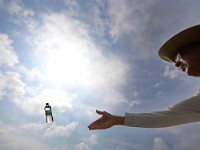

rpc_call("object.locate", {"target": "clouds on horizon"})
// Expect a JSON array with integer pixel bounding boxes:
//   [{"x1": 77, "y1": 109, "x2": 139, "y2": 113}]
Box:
[
  {"x1": 0, "y1": 122, "x2": 52, "y2": 150},
  {"x1": 43, "y1": 121, "x2": 78, "y2": 138}
]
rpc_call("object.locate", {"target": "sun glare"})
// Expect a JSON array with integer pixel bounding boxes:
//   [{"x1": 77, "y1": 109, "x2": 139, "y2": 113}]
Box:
[{"x1": 47, "y1": 49, "x2": 90, "y2": 86}]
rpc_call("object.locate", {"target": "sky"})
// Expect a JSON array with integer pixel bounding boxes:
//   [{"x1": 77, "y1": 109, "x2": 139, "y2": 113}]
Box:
[{"x1": 1, "y1": 0, "x2": 200, "y2": 150}]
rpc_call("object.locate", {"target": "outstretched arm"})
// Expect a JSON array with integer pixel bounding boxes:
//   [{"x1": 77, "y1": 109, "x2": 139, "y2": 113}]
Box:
[
  {"x1": 88, "y1": 110, "x2": 125, "y2": 130},
  {"x1": 88, "y1": 95, "x2": 200, "y2": 129}
]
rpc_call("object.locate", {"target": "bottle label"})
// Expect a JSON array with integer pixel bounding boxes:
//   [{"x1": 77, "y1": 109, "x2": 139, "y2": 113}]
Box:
[{"x1": 45, "y1": 111, "x2": 52, "y2": 116}]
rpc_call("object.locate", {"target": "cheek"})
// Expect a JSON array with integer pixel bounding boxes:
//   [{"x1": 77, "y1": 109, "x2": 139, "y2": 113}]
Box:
[
  {"x1": 187, "y1": 57, "x2": 200, "y2": 67},
  {"x1": 187, "y1": 62, "x2": 200, "y2": 76},
  {"x1": 181, "y1": 54, "x2": 200, "y2": 74},
  {"x1": 183, "y1": 55, "x2": 199, "y2": 67}
]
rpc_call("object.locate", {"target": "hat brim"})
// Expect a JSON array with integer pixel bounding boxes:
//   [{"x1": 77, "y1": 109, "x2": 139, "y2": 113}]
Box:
[{"x1": 158, "y1": 25, "x2": 200, "y2": 63}]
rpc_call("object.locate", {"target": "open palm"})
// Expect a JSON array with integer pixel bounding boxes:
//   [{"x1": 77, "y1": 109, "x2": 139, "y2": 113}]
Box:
[{"x1": 88, "y1": 110, "x2": 115, "y2": 130}]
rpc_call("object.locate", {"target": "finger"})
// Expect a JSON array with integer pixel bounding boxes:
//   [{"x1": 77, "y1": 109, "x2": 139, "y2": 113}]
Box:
[
  {"x1": 88, "y1": 124, "x2": 99, "y2": 130},
  {"x1": 88, "y1": 124, "x2": 104, "y2": 130},
  {"x1": 96, "y1": 110, "x2": 105, "y2": 115},
  {"x1": 88, "y1": 125, "x2": 101, "y2": 130},
  {"x1": 88, "y1": 123, "x2": 100, "y2": 130}
]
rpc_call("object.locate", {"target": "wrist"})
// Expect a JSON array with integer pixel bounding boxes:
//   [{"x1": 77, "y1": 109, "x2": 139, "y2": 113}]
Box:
[{"x1": 113, "y1": 116, "x2": 125, "y2": 126}]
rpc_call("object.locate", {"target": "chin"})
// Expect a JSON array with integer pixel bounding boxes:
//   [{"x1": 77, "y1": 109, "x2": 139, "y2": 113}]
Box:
[
  {"x1": 186, "y1": 66, "x2": 200, "y2": 77},
  {"x1": 187, "y1": 71, "x2": 200, "y2": 77}
]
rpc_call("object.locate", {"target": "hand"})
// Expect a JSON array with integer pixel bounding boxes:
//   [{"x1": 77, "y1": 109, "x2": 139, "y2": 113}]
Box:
[{"x1": 88, "y1": 110, "x2": 115, "y2": 130}]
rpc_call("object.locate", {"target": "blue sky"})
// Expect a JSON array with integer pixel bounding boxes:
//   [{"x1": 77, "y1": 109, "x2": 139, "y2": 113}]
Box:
[{"x1": 1, "y1": 0, "x2": 200, "y2": 150}]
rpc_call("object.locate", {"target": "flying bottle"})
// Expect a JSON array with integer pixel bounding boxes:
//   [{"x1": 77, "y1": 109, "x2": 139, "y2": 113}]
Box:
[{"x1": 44, "y1": 103, "x2": 54, "y2": 123}]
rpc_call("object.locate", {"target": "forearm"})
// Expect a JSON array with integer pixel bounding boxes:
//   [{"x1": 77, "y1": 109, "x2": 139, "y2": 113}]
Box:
[
  {"x1": 124, "y1": 111, "x2": 200, "y2": 128},
  {"x1": 124, "y1": 95, "x2": 200, "y2": 128}
]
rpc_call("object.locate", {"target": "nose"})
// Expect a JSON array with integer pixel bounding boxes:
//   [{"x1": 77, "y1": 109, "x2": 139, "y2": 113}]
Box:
[
  {"x1": 175, "y1": 60, "x2": 188, "y2": 72},
  {"x1": 175, "y1": 60, "x2": 182, "y2": 67}
]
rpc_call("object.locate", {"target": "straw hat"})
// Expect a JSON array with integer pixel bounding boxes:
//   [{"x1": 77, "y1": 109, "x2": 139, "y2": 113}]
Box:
[{"x1": 158, "y1": 25, "x2": 200, "y2": 63}]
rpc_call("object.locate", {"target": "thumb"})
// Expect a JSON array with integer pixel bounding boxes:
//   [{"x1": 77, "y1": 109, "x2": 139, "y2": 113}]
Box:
[{"x1": 96, "y1": 110, "x2": 105, "y2": 115}]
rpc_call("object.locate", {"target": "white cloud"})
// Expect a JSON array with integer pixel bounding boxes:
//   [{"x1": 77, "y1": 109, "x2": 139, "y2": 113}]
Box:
[
  {"x1": 105, "y1": 0, "x2": 161, "y2": 61},
  {"x1": 163, "y1": 65, "x2": 179, "y2": 79},
  {"x1": 30, "y1": 13, "x2": 90, "y2": 54},
  {"x1": 0, "y1": 0, "x2": 36, "y2": 30},
  {"x1": 107, "y1": 0, "x2": 157, "y2": 41},
  {"x1": 75, "y1": 142, "x2": 91, "y2": 150},
  {"x1": 17, "y1": 65, "x2": 44, "y2": 81},
  {"x1": 0, "y1": 64, "x2": 62, "y2": 117},
  {"x1": 88, "y1": 55, "x2": 129, "y2": 105},
  {"x1": 92, "y1": 0, "x2": 108, "y2": 37},
  {"x1": 107, "y1": 0, "x2": 135, "y2": 40},
  {"x1": 0, "y1": 71, "x2": 25, "y2": 100},
  {"x1": 153, "y1": 137, "x2": 169, "y2": 150},
  {"x1": 0, "y1": 10, "x2": 130, "y2": 118},
  {"x1": 43, "y1": 121, "x2": 78, "y2": 138},
  {"x1": 5, "y1": 0, "x2": 34, "y2": 17},
  {"x1": 0, "y1": 70, "x2": 74, "y2": 115},
  {"x1": 63, "y1": 0, "x2": 79, "y2": 16},
  {"x1": 127, "y1": 100, "x2": 141, "y2": 109},
  {"x1": 28, "y1": 12, "x2": 130, "y2": 106},
  {"x1": 172, "y1": 129, "x2": 200, "y2": 150},
  {"x1": 20, "y1": 123, "x2": 45, "y2": 132},
  {"x1": 88, "y1": 134, "x2": 98, "y2": 145},
  {"x1": 0, "y1": 123, "x2": 52, "y2": 150},
  {"x1": 20, "y1": 122, "x2": 79, "y2": 139},
  {"x1": 0, "y1": 33, "x2": 18, "y2": 66},
  {"x1": 17, "y1": 89, "x2": 75, "y2": 115},
  {"x1": 162, "y1": 125, "x2": 200, "y2": 150}
]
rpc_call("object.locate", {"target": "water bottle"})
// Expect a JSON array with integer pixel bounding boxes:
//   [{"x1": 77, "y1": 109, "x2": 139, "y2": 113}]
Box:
[{"x1": 44, "y1": 103, "x2": 54, "y2": 123}]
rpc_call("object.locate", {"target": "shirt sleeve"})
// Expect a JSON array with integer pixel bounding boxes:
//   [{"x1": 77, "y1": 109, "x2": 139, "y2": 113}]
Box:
[{"x1": 124, "y1": 95, "x2": 200, "y2": 128}]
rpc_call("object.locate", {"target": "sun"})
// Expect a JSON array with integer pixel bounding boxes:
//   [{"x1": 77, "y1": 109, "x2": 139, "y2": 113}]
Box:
[{"x1": 46, "y1": 49, "x2": 90, "y2": 86}]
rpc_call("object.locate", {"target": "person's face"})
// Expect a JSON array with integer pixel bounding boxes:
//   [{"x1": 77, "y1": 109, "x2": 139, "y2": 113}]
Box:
[{"x1": 175, "y1": 43, "x2": 200, "y2": 77}]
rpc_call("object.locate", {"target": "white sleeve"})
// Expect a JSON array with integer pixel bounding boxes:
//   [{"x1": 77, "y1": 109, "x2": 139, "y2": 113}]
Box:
[{"x1": 124, "y1": 95, "x2": 200, "y2": 128}]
